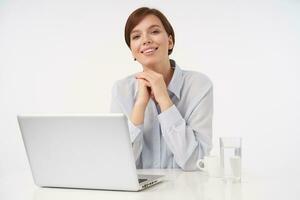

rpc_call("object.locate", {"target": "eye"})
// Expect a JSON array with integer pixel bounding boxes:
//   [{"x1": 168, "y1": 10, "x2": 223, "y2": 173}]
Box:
[
  {"x1": 131, "y1": 35, "x2": 140, "y2": 40},
  {"x1": 151, "y1": 29, "x2": 160, "y2": 34}
]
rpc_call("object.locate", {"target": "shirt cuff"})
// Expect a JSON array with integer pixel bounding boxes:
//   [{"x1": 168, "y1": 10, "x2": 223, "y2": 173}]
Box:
[
  {"x1": 157, "y1": 104, "x2": 184, "y2": 132},
  {"x1": 127, "y1": 119, "x2": 143, "y2": 142}
]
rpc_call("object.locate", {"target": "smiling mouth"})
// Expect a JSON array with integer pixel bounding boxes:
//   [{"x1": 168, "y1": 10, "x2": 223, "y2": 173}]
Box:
[{"x1": 141, "y1": 47, "x2": 159, "y2": 54}]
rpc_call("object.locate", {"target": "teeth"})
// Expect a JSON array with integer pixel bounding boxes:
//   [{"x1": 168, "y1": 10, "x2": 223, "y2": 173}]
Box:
[
  {"x1": 142, "y1": 48, "x2": 157, "y2": 54},
  {"x1": 144, "y1": 48, "x2": 154, "y2": 53}
]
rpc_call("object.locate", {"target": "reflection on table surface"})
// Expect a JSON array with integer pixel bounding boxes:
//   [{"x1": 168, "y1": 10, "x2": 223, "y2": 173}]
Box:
[{"x1": 1, "y1": 169, "x2": 300, "y2": 200}]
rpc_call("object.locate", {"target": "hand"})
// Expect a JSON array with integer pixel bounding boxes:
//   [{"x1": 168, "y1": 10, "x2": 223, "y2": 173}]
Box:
[
  {"x1": 130, "y1": 78, "x2": 150, "y2": 126},
  {"x1": 135, "y1": 78, "x2": 151, "y2": 107},
  {"x1": 135, "y1": 70, "x2": 173, "y2": 111}
]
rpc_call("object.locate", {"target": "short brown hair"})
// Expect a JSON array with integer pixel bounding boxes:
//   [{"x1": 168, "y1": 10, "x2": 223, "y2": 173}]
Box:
[{"x1": 124, "y1": 7, "x2": 175, "y2": 55}]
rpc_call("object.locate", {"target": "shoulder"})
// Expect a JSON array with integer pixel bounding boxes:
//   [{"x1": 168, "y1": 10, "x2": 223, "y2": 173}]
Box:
[
  {"x1": 112, "y1": 73, "x2": 137, "y2": 97},
  {"x1": 177, "y1": 68, "x2": 213, "y2": 112},
  {"x1": 181, "y1": 69, "x2": 213, "y2": 91}
]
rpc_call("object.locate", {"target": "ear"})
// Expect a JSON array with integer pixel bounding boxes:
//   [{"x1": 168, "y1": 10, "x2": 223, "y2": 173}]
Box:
[{"x1": 168, "y1": 35, "x2": 174, "y2": 50}]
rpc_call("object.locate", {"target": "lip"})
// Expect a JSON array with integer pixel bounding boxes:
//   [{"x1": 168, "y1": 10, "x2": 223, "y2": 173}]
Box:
[{"x1": 140, "y1": 47, "x2": 159, "y2": 54}]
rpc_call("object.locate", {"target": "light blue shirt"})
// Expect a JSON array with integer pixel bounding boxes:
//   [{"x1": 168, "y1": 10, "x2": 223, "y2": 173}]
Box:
[{"x1": 110, "y1": 60, "x2": 213, "y2": 171}]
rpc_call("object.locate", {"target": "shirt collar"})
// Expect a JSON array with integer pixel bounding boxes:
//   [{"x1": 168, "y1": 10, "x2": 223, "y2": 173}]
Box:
[
  {"x1": 133, "y1": 59, "x2": 184, "y2": 100},
  {"x1": 167, "y1": 59, "x2": 183, "y2": 99}
]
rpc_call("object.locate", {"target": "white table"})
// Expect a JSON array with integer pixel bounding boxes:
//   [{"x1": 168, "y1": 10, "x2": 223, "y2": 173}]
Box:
[{"x1": 1, "y1": 169, "x2": 300, "y2": 200}]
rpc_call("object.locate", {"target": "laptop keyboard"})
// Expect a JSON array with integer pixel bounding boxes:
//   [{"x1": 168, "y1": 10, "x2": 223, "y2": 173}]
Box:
[
  {"x1": 138, "y1": 178, "x2": 148, "y2": 183},
  {"x1": 138, "y1": 174, "x2": 163, "y2": 184}
]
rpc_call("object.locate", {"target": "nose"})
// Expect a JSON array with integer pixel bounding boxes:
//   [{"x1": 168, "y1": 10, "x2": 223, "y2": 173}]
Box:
[
  {"x1": 142, "y1": 35, "x2": 152, "y2": 45},
  {"x1": 143, "y1": 40, "x2": 151, "y2": 45}
]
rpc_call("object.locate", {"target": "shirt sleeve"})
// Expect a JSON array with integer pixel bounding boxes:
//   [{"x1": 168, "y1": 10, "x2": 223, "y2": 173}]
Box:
[
  {"x1": 110, "y1": 82, "x2": 143, "y2": 163},
  {"x1": 158, "y1": 86, "x2": 213, "y2": 171}
]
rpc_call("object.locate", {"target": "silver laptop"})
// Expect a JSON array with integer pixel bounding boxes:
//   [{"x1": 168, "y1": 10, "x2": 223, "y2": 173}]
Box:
[{"x1": 17, "y1": 114, "x2": 164, "y2": 191}]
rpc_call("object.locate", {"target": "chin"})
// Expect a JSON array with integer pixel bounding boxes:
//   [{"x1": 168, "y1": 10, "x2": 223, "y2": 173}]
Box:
[{"x1": 140, "y1": 57, "x2": 160, "y2": 67}]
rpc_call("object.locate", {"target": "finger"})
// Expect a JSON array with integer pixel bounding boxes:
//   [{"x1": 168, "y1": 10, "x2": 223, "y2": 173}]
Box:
[
  {"x1": 136, "y1": 72, "x2": 154, "y2": 83},
  {"x1": 144, "y1": 69, "x2": 160, "y2": 78},
  {"x1": 137, "y1": 77, "x2": 151, "y2": 87},
  {"x1": 135, "y1": 74, "x2": 149, "y2": 81},
  {"x1": 136, "y1": 72, "x2": 150, "y2": 79},
  {"x1": 141, "y1": 71, "x2": 163, "y2": 84},
  {"x1": 142, "y1": 70, "x2": 157, "y2": 79}
]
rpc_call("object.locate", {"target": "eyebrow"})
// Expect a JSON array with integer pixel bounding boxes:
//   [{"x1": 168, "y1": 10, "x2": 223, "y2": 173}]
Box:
[{"x1": 131, "y1": 24, "x2": 161, "y2": 35}]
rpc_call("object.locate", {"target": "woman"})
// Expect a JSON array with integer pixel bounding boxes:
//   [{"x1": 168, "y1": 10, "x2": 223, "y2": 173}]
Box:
[{"x1": 111, "y1": 7, "x2": 213, "y2": 171}]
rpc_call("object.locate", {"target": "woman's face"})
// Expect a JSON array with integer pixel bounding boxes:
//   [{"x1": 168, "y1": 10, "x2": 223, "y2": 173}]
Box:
[{"x1": 130, "y1": 14, "x2": 173, "y2": 67}]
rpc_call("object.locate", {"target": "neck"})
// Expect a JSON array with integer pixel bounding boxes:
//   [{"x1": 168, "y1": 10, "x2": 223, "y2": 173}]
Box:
[{"x1": 143, "y1": 59, "x2": 174, "y2": 86}]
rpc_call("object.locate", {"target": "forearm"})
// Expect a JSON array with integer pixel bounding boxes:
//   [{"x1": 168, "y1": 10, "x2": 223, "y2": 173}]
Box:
[
  {"x1": 130, "y1": 101, "x2": 147, "y2": 126},
  {"x1": 127, "y1": 120, "x2": 144, "y2": 162},
  {"x1": 158, "y1": 105, "x2": 212, "y2": 170},
  {"x1": 158, "y1": 97, "x2": 173, "y2": 112}
]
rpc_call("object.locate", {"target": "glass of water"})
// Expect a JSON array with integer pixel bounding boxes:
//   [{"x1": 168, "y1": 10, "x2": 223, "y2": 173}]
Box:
[{"x1": 220, "y1": 137, "x2": 242, "y2": 182}]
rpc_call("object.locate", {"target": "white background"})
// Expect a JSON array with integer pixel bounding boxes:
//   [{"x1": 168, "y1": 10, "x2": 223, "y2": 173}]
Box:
[{"x1": 1, "y1": 0, "x2": 299, "y2": 179}]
